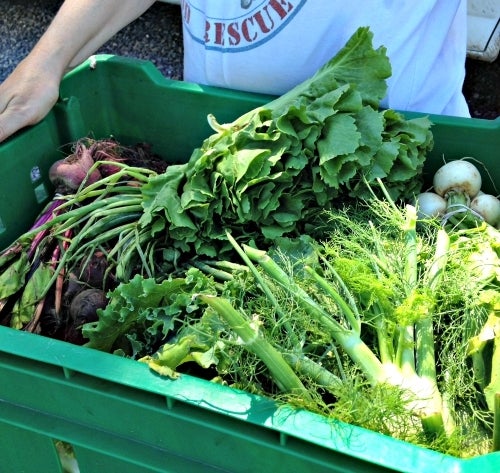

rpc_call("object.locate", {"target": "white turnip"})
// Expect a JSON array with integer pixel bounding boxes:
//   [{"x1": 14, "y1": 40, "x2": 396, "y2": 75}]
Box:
[
  {"x1": 433, "y1": 159, "x2": 482, "y2": 200},
  {"x1": 470, "y1": 193, "x2": 500, "y2": 226},
  {"x1": 414, "y1": 192, "x2": 447, "y2": 219}
]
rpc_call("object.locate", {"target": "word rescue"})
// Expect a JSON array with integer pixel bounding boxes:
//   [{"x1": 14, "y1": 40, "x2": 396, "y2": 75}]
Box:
[{"x1": 182, "y1": 0, "x2": 305, "y2": 51}]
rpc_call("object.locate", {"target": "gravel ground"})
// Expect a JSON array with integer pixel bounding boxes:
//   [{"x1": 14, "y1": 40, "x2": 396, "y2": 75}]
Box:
[{"x1": 0, "y1": 0, "x2": 498, "y2": 119}]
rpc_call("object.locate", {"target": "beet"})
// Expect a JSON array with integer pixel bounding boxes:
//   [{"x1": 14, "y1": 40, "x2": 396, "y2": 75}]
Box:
[
  {"x1": 78, "y1": 251, "x2": 109, "y2": 288},
  {"x1": 49, "y1": 142, "x2": 101, "y2": 193},
  {"x1": 69, "y1": 288, "x2": 107, "y2": 325}
]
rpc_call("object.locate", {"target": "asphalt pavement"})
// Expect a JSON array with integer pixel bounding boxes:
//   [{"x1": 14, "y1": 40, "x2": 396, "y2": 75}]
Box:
[
  {"x1": 0, "y1": 1, "x2": 498, "y2": 119},
  {"x1": 0, "y1": 0, "x2": 184, "y2": 83}
]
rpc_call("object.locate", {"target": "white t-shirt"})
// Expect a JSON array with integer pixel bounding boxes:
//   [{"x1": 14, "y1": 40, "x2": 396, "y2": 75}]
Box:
[{"x1": 181, "y1": 0, "x2": 470, "y2": 117}]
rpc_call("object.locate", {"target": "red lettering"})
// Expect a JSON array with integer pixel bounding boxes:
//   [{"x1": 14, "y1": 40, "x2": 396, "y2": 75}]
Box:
[
  {"x1": 253, "y1": 10, "x2": 274, "y2": 34},
  {"x1": 268, "y1": 0, "x2": 293, "y2": 19},
  {"x1": 214, "y1": 22, "x2": 226, "y2": 45},
  {"x1": 181, "y1": 0, "x2": 191, "y2": 23},
  {"x1": 227, "y1": 22, "x2": 241, "y2": 46},
  {"x1": 202, "y1": 0, "x2": 298, "y2": 48},
  {"x1": 206, "y1": 21, "x2": 227, "y2": 45},
  {"x1": 204, "y1": 20, "x2": 210, "y2": 43},
  {"x1": 241, "y1": 17, "x2": 257, "y2": 42}
]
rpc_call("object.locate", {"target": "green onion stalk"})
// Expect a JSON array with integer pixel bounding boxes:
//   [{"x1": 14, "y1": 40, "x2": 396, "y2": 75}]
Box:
[{"x1": 0, "y1": 162, "x2": 156, "y2": 332}]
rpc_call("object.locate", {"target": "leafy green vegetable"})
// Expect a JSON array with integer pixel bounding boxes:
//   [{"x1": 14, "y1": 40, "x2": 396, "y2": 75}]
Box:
[
  {"x1": 199, "y1": 294, "x2": 311, "y2": 397},
  {"x1": 10, "y1": 262, "x2": 53, "y2": 329},
  {"x1": 78, "y1": 192, "x2": 500, "y2": 457},
  {"x1": 83, "y1": 275, "x2": 185, "y2": 355},
  {"x1": 0, "y1": 252, "x2": 29, "y2": 301},
  {"x1": 459, "y1": 226, "x2": 500, "y2": 415},
  {"x1": 468, "y1": 304, "x2": 500, "y2": 411},
  {"x1": 190, "y1": 198, "x2": 498, "y2": 455},
  {"x1": 140, "y1": 27, "x2": 433, "y2": 258}
]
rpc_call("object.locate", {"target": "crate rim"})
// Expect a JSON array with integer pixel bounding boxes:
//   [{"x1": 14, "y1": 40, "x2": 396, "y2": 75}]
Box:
[{"x1": 1, "y1": 323, "x2": 499, "y2": 472}]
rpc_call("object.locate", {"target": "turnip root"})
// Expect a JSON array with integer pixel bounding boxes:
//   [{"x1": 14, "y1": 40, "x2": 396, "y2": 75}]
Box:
[
  {"x1": 414, "y1": 192, "x2": 447, "y2": 219},
  {"x1": 433, "y1": 159, "x2": 482, "y2": 200},
  {"x1": 470, "y1": 193, "x2": 500, "y2": 227},
  {"x1": 429, "y1": 159, "x2": 498, "y2": 229}
]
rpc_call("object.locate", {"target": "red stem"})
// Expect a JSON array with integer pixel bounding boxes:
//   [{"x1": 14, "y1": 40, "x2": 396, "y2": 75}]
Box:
[
  {"x1": 54, "y1": 228, "x2": 72, "y2": 316},
  {"x1": 28, "y1": 196, "x2": 66, "y2": 260}
]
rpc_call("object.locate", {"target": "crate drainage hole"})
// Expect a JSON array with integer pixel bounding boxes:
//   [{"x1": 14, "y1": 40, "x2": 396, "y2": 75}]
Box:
[{"x1": 54, "y1": 440, "x2": 80, "y2": 473}]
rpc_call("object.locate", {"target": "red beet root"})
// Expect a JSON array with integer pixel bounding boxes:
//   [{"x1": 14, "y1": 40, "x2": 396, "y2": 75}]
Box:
[{"x1": 49, "y1": 142, "x2": 101, "y2": 193}]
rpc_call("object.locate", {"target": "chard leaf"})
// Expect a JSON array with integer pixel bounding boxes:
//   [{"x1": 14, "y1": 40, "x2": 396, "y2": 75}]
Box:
[
  {"x1": 10, "y1": 262, "x2": 53, "y2": 329},
  {"x1": 0, "y1": 252, "x2": 29, "y2": 300}
]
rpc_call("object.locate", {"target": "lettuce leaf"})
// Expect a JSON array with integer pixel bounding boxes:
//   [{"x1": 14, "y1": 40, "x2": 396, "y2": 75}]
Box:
[{"x1": 140, "y1": 26, "x2": 433, "y2": 258}]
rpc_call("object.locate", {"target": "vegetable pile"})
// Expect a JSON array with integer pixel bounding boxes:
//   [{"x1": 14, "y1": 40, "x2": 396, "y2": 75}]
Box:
[
  {"x1": 0, "y1": 138, "x2": 165, "y2": 341},
  {"x1": 1, "y1": 26, "x2": 499, "y2": 458},
  {"x1": 415, "y1": 159, "x2": 500, "y2": 228}
]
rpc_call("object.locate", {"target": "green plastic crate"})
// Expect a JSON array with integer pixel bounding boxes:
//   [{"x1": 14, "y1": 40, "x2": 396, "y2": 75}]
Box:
[{"x1": 0, "y1": 55, "x2": 499, "y2": 473}]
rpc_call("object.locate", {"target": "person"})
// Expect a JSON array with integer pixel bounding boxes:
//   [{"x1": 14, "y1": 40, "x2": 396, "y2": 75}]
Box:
[{"x1": 0, "y1": 0, "x2": 470, "y2": 143}]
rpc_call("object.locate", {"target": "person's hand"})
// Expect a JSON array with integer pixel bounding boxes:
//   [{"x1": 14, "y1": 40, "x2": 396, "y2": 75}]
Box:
[
  {"x1": 0, "y1": 58, "x2": 61, "y2": 143},
  {"x1": 0, "y1": 0, "x2": 156, "y2": 144}
]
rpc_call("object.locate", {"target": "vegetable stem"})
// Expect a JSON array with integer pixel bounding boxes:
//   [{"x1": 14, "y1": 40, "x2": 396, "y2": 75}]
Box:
[
  {"x1": 397, "y1": 205, "x2": 418, "y2": 375},
  {"x1": 227, "y1": 233, "x2": 299, "y2": 347},
  {"x1": 244, "y1": 244, "x2": 388, "y2": 385},
  {"x1": 494, "y1": 393, "x2": 500, "y2": 452},
  {"x1": 198, "y1": 294, "x2": 311, "y2": 398},
  {"x1": 371, "y1": 304, "x2": 393, "y2": 365},
  {"x1": 305, "y1": 264, "x2": 361, "y2": 334},
  {"x1": 416, "y1": 229, "x2": 449, "y2": 382},
  {"x1": 282, "y1": 352, "x2": 343, "y2": 393}
]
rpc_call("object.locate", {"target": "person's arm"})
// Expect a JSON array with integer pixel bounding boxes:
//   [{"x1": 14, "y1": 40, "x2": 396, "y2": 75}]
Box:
[{"x1": 0, "y1": 0, "x2": 156, "y2": 143}]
